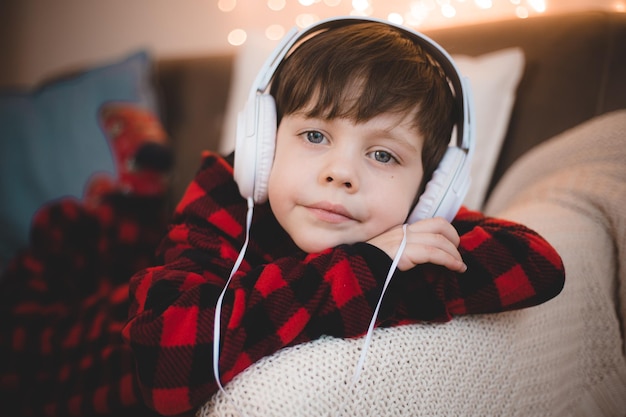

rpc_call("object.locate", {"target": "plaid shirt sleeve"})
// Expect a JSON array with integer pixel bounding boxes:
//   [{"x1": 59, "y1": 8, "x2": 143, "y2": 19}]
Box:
[{"x1": 123, "y1": 152, "x2": 565, "y2": 416}]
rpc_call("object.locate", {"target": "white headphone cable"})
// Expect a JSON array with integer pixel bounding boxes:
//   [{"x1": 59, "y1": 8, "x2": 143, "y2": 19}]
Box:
[
  {"x1": 351, "y1": 223, "x2": 408, "y2": 385},
  {"x1": 212, "y1": 196, "x2": 254, "y2": 414},
  {"x1": 331, "y1": 223, "x2": 408, "y2": 417},
  {"x1": 326, "y1": 223, "x2": 408, "y2": 416}
]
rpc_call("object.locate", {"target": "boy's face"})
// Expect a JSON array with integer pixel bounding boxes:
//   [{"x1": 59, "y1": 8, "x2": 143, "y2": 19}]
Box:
[{"x1": 267, "y1": 110, "x2": 424, "y2": 253}]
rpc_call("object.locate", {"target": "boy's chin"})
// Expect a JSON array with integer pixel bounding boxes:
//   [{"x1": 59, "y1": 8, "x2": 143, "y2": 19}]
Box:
[{"x1": 291, "y1": 234, "x2": 357, "y2": 254}]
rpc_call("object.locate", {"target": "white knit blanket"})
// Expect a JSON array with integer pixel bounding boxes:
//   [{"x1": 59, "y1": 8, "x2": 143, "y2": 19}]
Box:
[{"x1": 198, "y1": 111, "x2": 626, "y2": 417}]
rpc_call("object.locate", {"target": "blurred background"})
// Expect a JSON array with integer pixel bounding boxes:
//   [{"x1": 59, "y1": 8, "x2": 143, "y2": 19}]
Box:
[{"x1": 1, "y1": 0, "x2": 624, "y2": 88}]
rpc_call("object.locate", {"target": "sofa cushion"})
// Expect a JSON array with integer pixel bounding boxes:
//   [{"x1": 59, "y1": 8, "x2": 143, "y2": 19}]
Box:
[
  {"x1": 0, "y1": 50, "x2": 157, "y2": 272},
  {"x1": 452, "y1": 48, "x2": 524, "y2": 209}
]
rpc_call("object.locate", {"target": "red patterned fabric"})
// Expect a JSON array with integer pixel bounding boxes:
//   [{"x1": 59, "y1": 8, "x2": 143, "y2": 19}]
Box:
[
  {"x1": 0, "y1": 195, "x2": 167, "y2": 417},
  {"x1": 123, "y1": 152, "x2": 565, "y2": 416}
]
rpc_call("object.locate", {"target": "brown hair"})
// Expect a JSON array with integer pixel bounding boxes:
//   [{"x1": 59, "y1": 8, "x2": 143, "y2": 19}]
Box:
[{"x1": 269, "y1": 21, "x2": 457, "y2": 197}]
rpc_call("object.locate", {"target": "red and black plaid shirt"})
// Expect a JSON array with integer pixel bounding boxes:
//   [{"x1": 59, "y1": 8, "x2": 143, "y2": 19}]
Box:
[{"x1": 123, "y1": 151, "x2": 565, "y2": 416}]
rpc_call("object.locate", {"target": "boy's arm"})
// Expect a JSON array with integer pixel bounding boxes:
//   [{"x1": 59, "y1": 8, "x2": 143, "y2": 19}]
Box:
[
  {"x1": 367, "y1": 206, "x2": 565, "y2": 322},
  {"x1": 386, "y1": 207, "x2": 565, "y2": 322},
  {"x1": 448, "y1": 206, "x2": 565, "y2": 314},
  {"x1": 122, "y1": 153, "x2": 394, "y2": 416}
]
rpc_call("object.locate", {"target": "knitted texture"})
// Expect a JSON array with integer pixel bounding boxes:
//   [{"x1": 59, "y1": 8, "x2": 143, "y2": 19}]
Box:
[{"x1": 197, "y1": 111, "x2": 626, "y2": 417}]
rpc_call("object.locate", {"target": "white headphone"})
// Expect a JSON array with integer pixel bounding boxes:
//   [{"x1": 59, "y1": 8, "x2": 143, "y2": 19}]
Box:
[{"x1": 234, "y1": 16, "x2": 475, "y2": 223}]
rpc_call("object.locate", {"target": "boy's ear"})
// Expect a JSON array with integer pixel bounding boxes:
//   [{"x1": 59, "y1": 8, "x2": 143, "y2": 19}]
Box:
[{"x1": 234, "y1": 94, "x2": 277, "y2": 203}]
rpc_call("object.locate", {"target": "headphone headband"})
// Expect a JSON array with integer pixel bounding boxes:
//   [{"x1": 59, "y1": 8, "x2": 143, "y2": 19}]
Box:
[
  {"x1": 249, "y1": 16, "x2": 473, "y2": 152},
  {"x1": 235, "y1": 16, "x2": 475, "y2": 222}
]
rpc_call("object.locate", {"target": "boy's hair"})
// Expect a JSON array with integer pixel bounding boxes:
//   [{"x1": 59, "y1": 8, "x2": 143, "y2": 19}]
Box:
[{"x1": 270, "y1": 22, "x2": 457, "y2": 198}]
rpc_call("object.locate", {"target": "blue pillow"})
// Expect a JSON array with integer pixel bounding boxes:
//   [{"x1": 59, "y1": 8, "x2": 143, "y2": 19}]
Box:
[{"x1": 0, "y1": 50, "x2": 157, "y2": 272}]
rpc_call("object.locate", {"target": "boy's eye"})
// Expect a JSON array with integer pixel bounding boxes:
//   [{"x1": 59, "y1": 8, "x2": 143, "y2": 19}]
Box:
[
  {"x1": 372, "y1": 150, "x2": 395, "y2": 163},
  {"x1": 305, "y1": 130, "x2": 326, "y2": 144}
]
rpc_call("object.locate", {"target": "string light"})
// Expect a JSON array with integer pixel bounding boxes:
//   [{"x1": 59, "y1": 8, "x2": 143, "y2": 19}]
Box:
[
  {"x1": 474, "y1": 0, "x2": 493, "y2": 9},
  {"x1": 227, "y1": 29, "x2": 247, "y2": 46},
  {"x1": 388, "y1": 12, "x2": 404, "y2": 24},
  {"x1": 219, "y1": 0, "x2": 556, "y2": 45},
  {"x1": 515, "y1": 5, "x2": 530, "y2": 17},
  {"x1": 441, "y1": 3, "x2": 457, "y2": 17},
  {"x1": 218, "y1": 0, "x2": 237, "y2": 12},
  {"x1": 296, "y1": 13, "x2": 320, "y2": 27},
  {"x1": 266, "y1": 24, "x2": 286, "y2": 40},
  {"x1": 527, "y1": 0, "x2": 546, "y2": 12},
  {"x1": 268, "y1": 0, "x2": 287, "y2": 11},
  {"x1": 352, "y1": 0, "x2": 370, "y2": 11}
]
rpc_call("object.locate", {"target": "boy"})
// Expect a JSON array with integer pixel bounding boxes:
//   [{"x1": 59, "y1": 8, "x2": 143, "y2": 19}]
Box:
[{"x1": 123, "y1": 19, "x2": 565, "y2": 416}]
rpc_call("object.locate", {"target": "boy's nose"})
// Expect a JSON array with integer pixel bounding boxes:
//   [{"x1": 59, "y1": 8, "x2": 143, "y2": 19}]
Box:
[
  {"x1": 325, "y1": 175, "x2": 352, "y2": 189},
  {"x1": 320, "y1": 156, "x2": 359, "y2": 191}
]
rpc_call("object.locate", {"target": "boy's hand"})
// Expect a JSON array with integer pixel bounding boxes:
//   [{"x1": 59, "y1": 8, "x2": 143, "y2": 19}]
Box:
[{"x1": 367, "y1": 217, "x2": 467, "y2": 273}]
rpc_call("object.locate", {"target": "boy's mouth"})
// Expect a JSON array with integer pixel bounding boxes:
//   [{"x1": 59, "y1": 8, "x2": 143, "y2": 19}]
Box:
[{"x1": 305, "y1": 202, "x2": 357, "y2": 223}]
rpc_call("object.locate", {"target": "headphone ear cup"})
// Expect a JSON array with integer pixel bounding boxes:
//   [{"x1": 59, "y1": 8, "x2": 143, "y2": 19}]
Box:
[
  {"x1": 252, "y1": 94, "x2": 277, "y2": 202},
  {"x1": 408, "y1": 146, "x2": 470, "y2": 223},
  {"x1": 233, "y1": 94, "x2": 277, "y2": 203}
]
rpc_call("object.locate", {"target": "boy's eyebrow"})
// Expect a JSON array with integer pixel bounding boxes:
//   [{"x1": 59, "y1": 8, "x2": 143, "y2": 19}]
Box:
[{"x1": 368, "y1": 126, "x2": 422, "y2": 153}]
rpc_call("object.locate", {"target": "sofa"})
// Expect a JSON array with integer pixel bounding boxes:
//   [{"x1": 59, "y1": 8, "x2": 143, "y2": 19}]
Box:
[{"x1": 1, "y1": 9, "x2": 625, "y2": 417}]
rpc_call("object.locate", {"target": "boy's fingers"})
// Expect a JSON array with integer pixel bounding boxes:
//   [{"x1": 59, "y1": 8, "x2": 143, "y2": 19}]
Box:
[
  {"x1": 400, "y1": 238, "x2": 466, "y2": 272},
  {"x1": 405, "y1": 233, "x2": 461, "y2": 259},
  {"x1": 407, "y1": 217, "x2": 461, "y2": 247},
  {"x1": 368, "y1": 219, "x2": 467, "y2": 272},
  {"x1": 401, "y1": 218, "x2": 466, "y2": 272}
]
